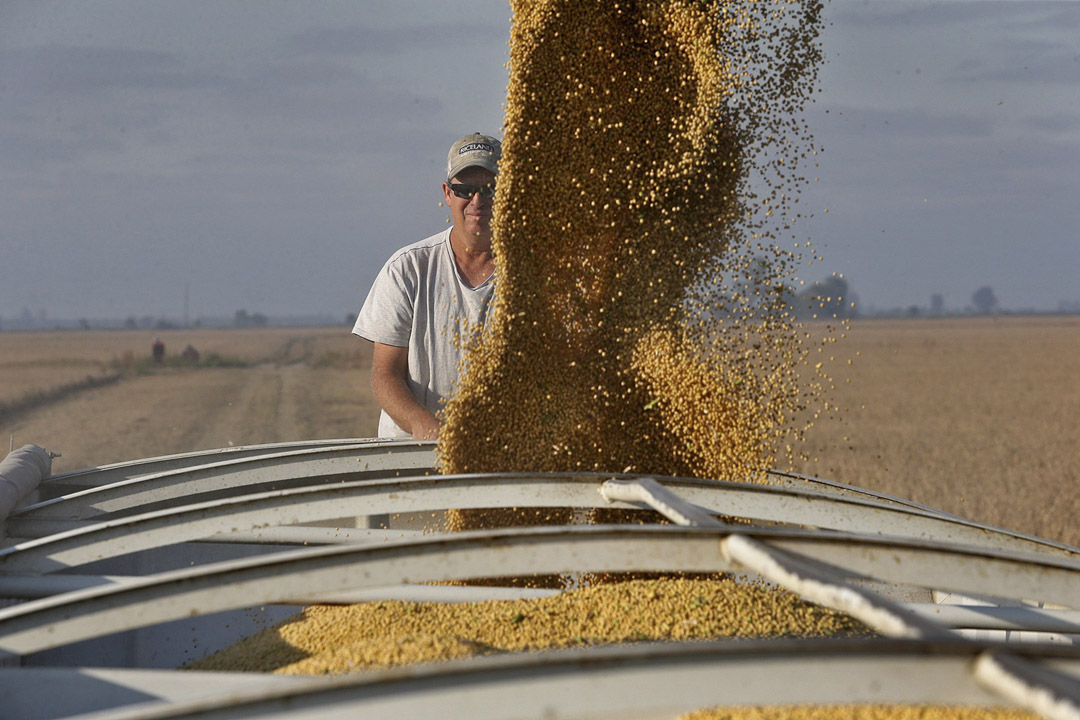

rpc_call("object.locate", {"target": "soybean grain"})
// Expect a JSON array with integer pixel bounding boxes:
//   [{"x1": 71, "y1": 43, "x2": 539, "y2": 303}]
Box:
[{"x1": 439, "y1": 0, "x2": 830, "y2": 481}]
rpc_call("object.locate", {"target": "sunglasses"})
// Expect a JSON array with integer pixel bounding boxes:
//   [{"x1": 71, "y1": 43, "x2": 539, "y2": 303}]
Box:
[{"x1": 448, "y1": 182, "x2": 496, "y2": 200}]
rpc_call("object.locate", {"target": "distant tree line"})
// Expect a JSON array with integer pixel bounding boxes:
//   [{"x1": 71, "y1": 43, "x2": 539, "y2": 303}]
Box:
[
  {"x1": 971, "y1": 286, "x2": 998, "y2": 315},
  {"x1": 234, "y1": 310, "x2": 268, "y2": 328},
  {"x1": 124, "y1": 315, "x2": 179, "y2": 330},
  {"x1": 792, "y1": 275, "x2": 856, "y2": 320},
  {"x1": 788, "y1": 281, "x2": 1003, "y2": 319}
]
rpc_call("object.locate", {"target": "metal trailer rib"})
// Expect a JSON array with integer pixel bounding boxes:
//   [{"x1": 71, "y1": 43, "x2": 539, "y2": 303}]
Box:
[
  {"x1": 2, "y1": 572, "x2": 1079, "y2": 634},
  {"x1": 601, "y1": 477, "x2": 1078, "y2": 558},
  {"x1": 28, "y1": 640, "x2": 1080, "y2": 720},
  {"x1": 768, "y1": 469, "x2": 972, "y2": 519},
  {"x1": 759, "y1": 530, "x2": 1080, "y2": 609},
  {"x1": 16, "y1": 444, "x2": 438, "y2": 521},
  {"x1": 0, "y1": 574, "x2": 565, "y2": 604},
  {"x1": 23, "y1": 442, "x2": 967, "y2": 524},
  {"x1": 45, "y1": 442, "x2": 979, "y2": 518},
  {"x1": 1, "y1": 524, "x2": 1079, "y2": 658},
  {"x1": 37, "y1": 439, "x2": 992, "y2": 522},
  {"x1": 0, "y1": 524, "x2": 734, "y2": 658},
  {"x1": 1, "y1": 458, "x2": 1078, "y2": 719},
  {"x1": 4, "y1": 441, "x2": 1075, "y2": 720},
  {"x1": 720, "y1": 533, "x2": 953, "y2": 639},
  {"x1": 600, "y1": 476, "x2": 724, "y2": 527},
  {"x1": 906, "y1": 605, "x2": 1080, "y2": 634},
  {"x1": 24, "y1": 452, "x2": 1080, "y2": 562},
  {"x1": 604, "y1": 478, "x2": 953, "y2": 639},
  {"x1": 0, "y1": 666, "x2": 316, "y2": 720},
  {"x1": 4, "y1": 522, "x2": 427, "y2": 552},
  {"x1": 1, "y1": 473, "x2": 1075, "y2": 576},
  {"x1": 39, "y1": 439, "x2": 430, "y2": 490},
  {"x1": 7, "y1": 474, "x2": 950, "y2": 642}
]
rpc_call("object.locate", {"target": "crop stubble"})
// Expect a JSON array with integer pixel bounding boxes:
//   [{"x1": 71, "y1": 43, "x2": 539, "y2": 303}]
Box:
[
  {"x1": 1, "y1": 327, "x2": 377, "y2": 473},
  {"x1": 790, "y1": 315, "x2": 1080, "y2": 548}
]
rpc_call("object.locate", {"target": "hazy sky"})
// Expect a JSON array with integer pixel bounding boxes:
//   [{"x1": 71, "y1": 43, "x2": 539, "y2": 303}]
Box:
[{"x1": 2, "y1": 0, "x2": 1077, "y2": 321}]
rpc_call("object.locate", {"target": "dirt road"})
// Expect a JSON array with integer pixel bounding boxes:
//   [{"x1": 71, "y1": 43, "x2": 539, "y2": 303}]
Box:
[{"x1": 8, "y1": 362, "x2": 379, "y2": 475}]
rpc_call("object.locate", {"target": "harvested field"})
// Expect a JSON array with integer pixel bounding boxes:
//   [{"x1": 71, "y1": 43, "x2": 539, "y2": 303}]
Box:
[
  {"x1": 1, "y1": 315, "x2": 1077, "y2": 546},
  {"x1": 0, "y1": 327, "x2": 377, "y2": 473},
  {"x1": 789, "y1": 315, "x2": 1080, "y2": 548}
]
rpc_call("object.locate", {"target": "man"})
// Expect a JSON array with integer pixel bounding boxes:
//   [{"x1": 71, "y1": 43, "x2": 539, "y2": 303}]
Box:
[{"x1": 352, "y1": 133, "x2": 500, "y2": 439}]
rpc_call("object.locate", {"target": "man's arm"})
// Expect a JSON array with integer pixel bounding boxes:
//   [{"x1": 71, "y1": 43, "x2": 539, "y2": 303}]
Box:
[{"x1": 370, "y1": 342, "x2": 440, "y2": 440}]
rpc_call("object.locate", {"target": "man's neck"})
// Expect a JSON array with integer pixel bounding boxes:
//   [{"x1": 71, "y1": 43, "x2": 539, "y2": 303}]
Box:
[{"x1": 449, "y1": 226, "x2": 495, "y2": 287}]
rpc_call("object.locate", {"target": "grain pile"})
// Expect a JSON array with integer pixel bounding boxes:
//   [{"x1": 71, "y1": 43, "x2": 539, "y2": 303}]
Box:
[
  {"x1": 186, "y1": 577, "x2": 864, "y2": 674},
  {"x1": 438, "y1": 0, "x2": 828, "y2": 481},
  {"x1": 679, "y1": 706, "x2": 1038, "y2": 720}
]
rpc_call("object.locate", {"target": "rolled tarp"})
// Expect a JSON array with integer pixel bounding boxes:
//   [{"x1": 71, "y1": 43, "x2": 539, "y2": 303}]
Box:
[{"x1": 0, "y1": 444, "x2": 52, "y2": 522}]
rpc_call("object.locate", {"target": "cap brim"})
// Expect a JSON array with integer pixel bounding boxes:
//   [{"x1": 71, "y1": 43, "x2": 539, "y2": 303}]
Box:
[{"x1": 448, "y1": 158, "x2": 499, "y2": 181}]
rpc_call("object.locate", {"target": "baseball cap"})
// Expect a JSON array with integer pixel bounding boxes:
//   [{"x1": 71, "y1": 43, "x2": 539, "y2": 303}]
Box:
[{"x1": 447, "y1": 132, "x2": 501, "y2": 181}]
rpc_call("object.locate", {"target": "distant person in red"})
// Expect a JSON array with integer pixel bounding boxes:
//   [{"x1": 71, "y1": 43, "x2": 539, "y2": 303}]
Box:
[{"x1": 152, "y1": 338, "x2": 165, "y2": 363}]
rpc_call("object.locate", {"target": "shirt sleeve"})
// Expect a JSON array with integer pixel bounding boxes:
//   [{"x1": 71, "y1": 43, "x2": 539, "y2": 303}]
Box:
[{"x1": 352, "y1": 254, "x2": 416, "y2": 347}]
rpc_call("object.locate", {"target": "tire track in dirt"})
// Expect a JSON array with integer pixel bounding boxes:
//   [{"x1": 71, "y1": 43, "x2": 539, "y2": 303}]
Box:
[
  {"x1": 274, "y1": 363, "x2": 303, "y2": 443},
  {"x1": 9, "y1": 368, "x2": 253, "y2": 473},
  {"x1": 3, "y1": 329, "x2": 379, "y2": 476},
  {"x1": 192, "y1": 363, "x2": 303, "y2": 450},
  {"x1": 10, "y1": 365, "x2": 296, "y2": 473},
  {"x1": 8, "y1": 361, "x2": 371, "y2": 475}
]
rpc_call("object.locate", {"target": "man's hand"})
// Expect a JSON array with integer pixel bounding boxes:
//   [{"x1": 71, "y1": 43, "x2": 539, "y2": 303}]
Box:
[{"x1": 411, "y1": 413, "x2": 441, "y2": 441}]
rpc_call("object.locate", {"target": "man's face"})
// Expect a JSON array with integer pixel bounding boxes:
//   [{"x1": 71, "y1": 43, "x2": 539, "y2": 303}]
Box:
[{"x1": 444, "y1": 166, "x2": 496, "y2": 242}]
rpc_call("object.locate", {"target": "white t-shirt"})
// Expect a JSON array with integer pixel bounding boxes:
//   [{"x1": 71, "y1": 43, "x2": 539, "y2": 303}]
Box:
[{"x1": 352, "y1": 229, "x2": 495, "y2": 438}]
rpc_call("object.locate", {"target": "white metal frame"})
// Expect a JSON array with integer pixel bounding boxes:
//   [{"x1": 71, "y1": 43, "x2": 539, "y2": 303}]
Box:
[{"x1": 0, "y1": 439, "x2": 1077, "y2": 720}]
